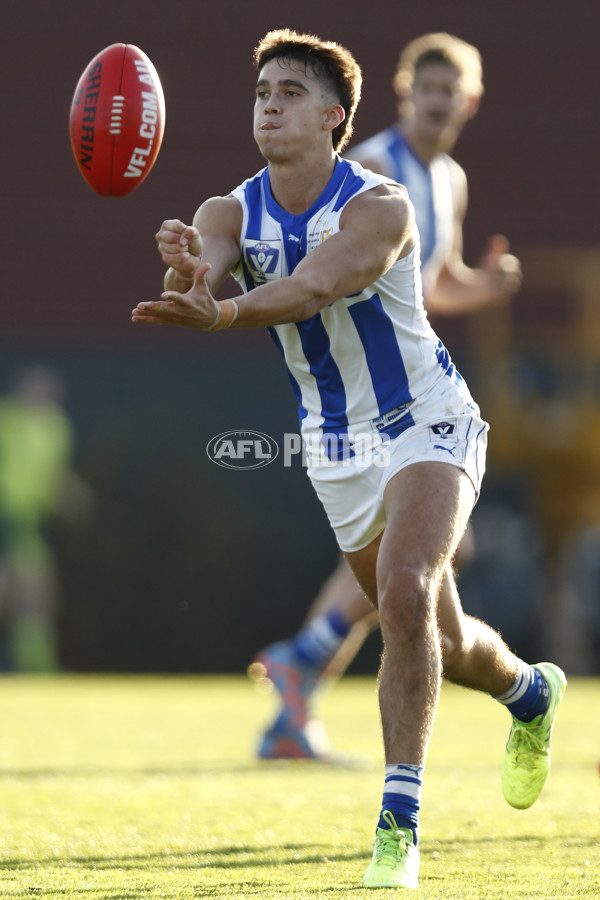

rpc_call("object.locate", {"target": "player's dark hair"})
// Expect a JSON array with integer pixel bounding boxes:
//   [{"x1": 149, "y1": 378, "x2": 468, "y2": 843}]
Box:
[{"x1": 254, "y1": 29, "x2": 362, "y2": 152}]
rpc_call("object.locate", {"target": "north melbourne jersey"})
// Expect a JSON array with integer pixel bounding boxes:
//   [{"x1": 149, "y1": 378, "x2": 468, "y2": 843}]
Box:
[{"x1": 231, "y1": 158, "x2": 466, "y2": 441}]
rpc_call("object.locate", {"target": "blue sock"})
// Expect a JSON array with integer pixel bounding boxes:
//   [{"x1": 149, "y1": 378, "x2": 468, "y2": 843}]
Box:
[
  {"x1": 378, "y1": 763, "x2": 424, "y2": 846},
  {"x1": 494, "y1": 660, "x2": 550, "y2": 722},
  {"x1": 292, "y1": 610, "x2": 351, "y2": 669}
]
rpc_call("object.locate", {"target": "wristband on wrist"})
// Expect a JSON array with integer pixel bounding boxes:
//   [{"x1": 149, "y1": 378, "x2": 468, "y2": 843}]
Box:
[{"x1": 206, "y1": 299, "x2": 239, "y2": 331}]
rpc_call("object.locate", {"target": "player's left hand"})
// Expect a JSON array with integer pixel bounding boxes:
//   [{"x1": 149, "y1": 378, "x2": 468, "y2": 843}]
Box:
[
  {"x1": 131, "y1": 263, "x2": 221, "y2": 329},
  {"x1": 479, "y1": 235, "x2": 522, "y2": 297}
]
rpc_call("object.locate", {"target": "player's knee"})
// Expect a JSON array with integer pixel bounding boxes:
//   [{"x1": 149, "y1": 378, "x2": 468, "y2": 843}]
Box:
[
  {"x1": 441, "y1": 631, "x2": 462, "y2": 672},
  {"x1": 440, "y1": 623, "x2": 471, "y2": 676},
  {"x1": 377, "y1": 563, "x2": 435, "y2": 638}
]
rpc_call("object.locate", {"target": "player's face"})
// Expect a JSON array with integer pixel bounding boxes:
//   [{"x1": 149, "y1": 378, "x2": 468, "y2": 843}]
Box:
[
  {"x1": 254, "y1": 58, "x2": 332, "y2": 161},
  {"x1": 410, "y1": 62, "x2": 471, "y2": 138}
]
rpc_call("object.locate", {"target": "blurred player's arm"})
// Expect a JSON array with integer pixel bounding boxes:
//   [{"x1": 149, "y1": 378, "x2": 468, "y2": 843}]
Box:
[{"x1": 425, "y1": 165, "x2": 522, "y2": 316}]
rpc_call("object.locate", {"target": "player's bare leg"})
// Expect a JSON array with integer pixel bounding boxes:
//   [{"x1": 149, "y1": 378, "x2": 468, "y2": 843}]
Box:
[
  {"x1": 249, "y1": 508, "x2": 475, "y2": 760},
  {"x1": 347, "y1": 462, "x2": 476, "y2": 763},
  {"x1": 438, "y1": 563, "x2": 518, "y2": 692},
  {"x1": 309, "y1": 520, "x2": 476, "y2": 682},
  {"x1": 304, "y1": 517, "x2": 478, "y2": 684},
  {"x1": 437, "y1": 560, "x2": 566, "y2": 810},
  {"x1": 350, "y1": 461, "x2": 475, "y2": 889}
]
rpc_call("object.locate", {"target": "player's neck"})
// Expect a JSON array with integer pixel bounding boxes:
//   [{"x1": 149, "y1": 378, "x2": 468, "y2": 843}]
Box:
[
  {"x1": 400, "y1": 122, "x2": 457, "y2": 165},
  {"x1": 267, "y1": 153, "x2": 337, "y2": 215}
]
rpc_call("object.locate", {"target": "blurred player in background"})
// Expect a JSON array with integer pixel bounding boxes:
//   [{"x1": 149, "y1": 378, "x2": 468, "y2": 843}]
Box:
[
  {"x1": 133, "y1": 29, "x2": 564, "y2": 890},
  {"x1": 249, "y1": 32, "x2": 522, "y2": 761},
  {"x1": 0, "y1": 366, "x2": 92, "y2": 671}
]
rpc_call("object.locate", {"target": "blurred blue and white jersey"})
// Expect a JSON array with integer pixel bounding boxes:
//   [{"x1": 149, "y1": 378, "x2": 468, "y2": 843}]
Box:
[
  {"x1": 231, "y1": 158, "x2": 468, "y2": 449},
  {"x1": 349, "y1": 127, "x2": 461, "y2": 295}
]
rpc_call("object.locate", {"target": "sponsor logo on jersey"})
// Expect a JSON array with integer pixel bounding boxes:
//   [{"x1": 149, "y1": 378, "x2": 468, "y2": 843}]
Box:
[
  {"x1": 307, "y1": 218, "x2": 334, "y2": 252},
  {"x1": 372, "y1": 403, "x2": 412, "y2": 433},
  {"x1": 244, "y1": 240, "x2": 281, "y2": 282}
]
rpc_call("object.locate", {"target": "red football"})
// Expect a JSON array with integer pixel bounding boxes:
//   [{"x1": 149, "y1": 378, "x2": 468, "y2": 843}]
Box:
[{"x1": 69, "y1": 43, "x2": 166, "y2": 197}]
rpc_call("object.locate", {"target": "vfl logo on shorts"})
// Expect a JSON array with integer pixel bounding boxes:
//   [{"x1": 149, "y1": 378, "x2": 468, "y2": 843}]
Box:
[
  {"x1": 431, "y1": 421, "x2": 455, "y2": 437},
  {"x1": 244, "y1": 240, "x2": 281, "y2": 282},
  {"x1": 430, "y1": 421, "x2": 457, "y2": 456}
]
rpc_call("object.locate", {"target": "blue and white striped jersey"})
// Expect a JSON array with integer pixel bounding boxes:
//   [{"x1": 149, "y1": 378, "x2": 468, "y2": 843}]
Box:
[
  {"x1": 348, "y1": 127, "x2": 460, "y2": 295},
  {"x1": 230, "y1": 157, "x2": 463, "y2": 444}
]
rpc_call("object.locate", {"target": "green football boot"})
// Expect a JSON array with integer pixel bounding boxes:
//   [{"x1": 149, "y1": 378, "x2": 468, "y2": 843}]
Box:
[
  {"x1": 502, "y1": 662, "x2": 567, "y2": 809},
  {"x1": 363, "y1": 811, "x2": 420, "y2": 889}
]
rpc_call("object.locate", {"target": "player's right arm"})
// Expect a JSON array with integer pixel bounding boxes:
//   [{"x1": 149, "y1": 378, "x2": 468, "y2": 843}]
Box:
[
  {"x1": 425, "y1": 165, "x2": 521, "y2": 314},
  {"x1": 157, "y1": 195, "x2": 242, "y2": 296}
]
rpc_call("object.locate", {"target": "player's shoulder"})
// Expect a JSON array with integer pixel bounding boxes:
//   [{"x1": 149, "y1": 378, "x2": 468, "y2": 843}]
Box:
[
  {"x1": 365, "y1": 179, "x2": 410, "y2": 203},
  {"x1": 343, "y1": 157, "x2": 401, "y2": 191},
  {"x1": 348, "y1": 126, "x2": 393, "y2": 158},
  {"x1": 344, "y1": 176, "x2": 414, "y2": 234},
  {"x1": 194, "y1": 194, "x2": 243, "y2": 233},
  {"x1": 346, "y1": 128, "x2": 395, "y2": 177},
  {"x1": 201, "y1": 193, "x2": 242, "y2": 210},
  {"x1": 347, "y1": 159, "x2": 411, "y2": 204},
  {"x1": 349, "y1": 156, "x2": 389, "y2": 178},
  {"x1": 440, "y1": 153, "x2": 467, "y2": 193}
]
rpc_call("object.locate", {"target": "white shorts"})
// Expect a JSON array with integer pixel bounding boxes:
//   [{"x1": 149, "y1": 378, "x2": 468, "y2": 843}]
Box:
[{"x1": 306, "y1": 377, "x2": 488, "y2": 553}]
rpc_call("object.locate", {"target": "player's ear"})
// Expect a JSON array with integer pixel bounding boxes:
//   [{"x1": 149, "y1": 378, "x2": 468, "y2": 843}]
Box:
[
  {"x1": 396, "y1": 93, "x2": 413, "y2": 121},
  {"x1": 324, "y1": 104, "x2": 345, "y2": 133},
  {"x1": 465, "y1": 94, "x2": 481, "y2": 120}
]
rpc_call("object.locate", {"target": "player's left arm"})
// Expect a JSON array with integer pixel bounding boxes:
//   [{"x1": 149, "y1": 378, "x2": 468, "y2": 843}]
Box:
[
  {"x1": 425, "y1": 164, "x2": 522, "y2": 316},
  {"x1": 135, "y1": 183, "x2": 415, "y2": 330}
]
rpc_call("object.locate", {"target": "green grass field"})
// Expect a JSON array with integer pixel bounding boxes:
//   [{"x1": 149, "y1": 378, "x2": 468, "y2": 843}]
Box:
[{"x1": 0, "y1": 674, "x2": 598, "y2": 898}]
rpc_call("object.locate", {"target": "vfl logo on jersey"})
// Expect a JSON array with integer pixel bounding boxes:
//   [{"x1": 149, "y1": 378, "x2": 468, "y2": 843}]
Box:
[{"x1": 244, "y1": 240, "x2": 282, "y2": 282}]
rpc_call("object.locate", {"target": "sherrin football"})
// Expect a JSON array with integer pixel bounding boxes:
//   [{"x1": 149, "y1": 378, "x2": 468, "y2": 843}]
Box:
[{"x1": 69, "y1": 43, "x2": 165, "y2": 197}]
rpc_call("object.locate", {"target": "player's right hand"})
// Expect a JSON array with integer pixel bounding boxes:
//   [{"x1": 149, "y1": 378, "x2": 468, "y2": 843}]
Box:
[
  {"x1": 479, "y1": 234, "x2": 522, "y2": 298},
  {"x1": 132, "y1": 262, "x2": 221, "y2": 330},
  {"x1": 155, "y1": 219, "x2": 202, "y2": 278}
]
